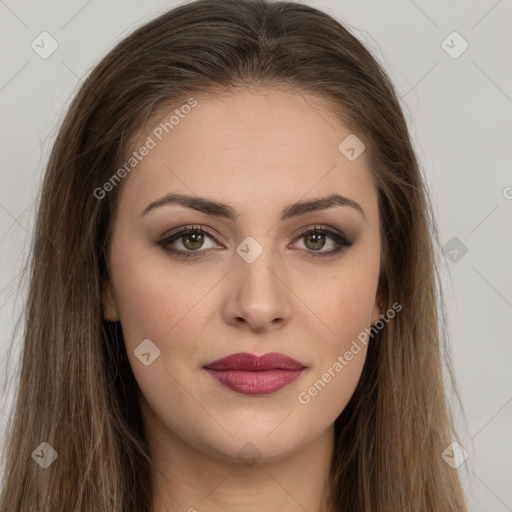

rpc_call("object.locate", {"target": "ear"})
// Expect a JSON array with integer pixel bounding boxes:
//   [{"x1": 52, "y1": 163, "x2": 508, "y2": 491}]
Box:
[
  {"x1": 102, "y1": 278, "x2": 119, "y2": 322},
  {"x1": 371, "y1": 290, "x2": 383, "y2": 326}
]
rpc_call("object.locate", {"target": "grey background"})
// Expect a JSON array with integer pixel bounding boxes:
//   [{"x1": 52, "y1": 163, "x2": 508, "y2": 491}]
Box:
[{"x1": 1, "y1": 0, "x2": 511, "y2": 510}]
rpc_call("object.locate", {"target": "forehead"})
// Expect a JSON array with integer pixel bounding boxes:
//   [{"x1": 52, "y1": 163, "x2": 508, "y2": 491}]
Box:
[{"x1": 117, "y1": 87, "x2": 377, "y2": 220}]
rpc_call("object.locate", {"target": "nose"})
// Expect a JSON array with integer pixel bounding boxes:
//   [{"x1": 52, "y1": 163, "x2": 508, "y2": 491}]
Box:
[{"x1": 222, "y1": 250, "x2": 292, "y2": 333}]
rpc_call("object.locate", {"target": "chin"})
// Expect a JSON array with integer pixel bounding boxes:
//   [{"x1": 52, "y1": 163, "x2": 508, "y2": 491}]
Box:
[{"x1": 197, "y1": 415, "x2": 312, "y2": 464}]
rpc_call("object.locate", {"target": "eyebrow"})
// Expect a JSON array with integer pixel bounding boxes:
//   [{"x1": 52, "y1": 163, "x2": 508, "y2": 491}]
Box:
[{"x1": 140, "y1": 192, "x2": 367, "y2": 223}]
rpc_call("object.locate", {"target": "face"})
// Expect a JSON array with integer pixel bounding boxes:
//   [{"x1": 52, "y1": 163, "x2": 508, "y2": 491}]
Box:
[{"x1": 104, "y1": 87, "x2": 382, "y2": 463}]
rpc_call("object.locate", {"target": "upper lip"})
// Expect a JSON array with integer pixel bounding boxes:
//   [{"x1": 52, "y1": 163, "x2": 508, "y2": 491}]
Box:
[{"x1": 204, "y1": 352, "x2": 306, "y2": 371}]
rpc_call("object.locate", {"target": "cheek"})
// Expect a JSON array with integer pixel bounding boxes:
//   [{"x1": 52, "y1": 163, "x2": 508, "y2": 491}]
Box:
[
  {"x1": 296, "y1": 344, "x2": 368, "y2": 428},
  {"x1": 110, "y1": 240, "x2": 202, "y2": 341},
  {"x1": 311, "y1": 261, "x2": 380, "y2": 345},
  {"x1": 300, "y1": 252, "x2": 379, "y2": 410},
  {"x1": 307, "y1": 278, "x2": 373, "y2": 395},
  {"x1": 109, "y1": 241, "x2": 218, "y2": 397},
  {"x1": 295, "y1": 273, "x2": 375, "y2": 419}
]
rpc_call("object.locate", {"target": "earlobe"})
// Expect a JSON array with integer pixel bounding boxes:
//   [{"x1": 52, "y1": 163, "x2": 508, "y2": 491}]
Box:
[{"x1": 102, "y1": 279, "x2": 119, "y2": 322}]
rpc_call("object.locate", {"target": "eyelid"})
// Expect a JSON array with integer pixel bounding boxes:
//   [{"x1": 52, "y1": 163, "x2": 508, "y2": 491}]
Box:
[{"x1": 158, "y1": 224, "x2": 221, "y2": 245}]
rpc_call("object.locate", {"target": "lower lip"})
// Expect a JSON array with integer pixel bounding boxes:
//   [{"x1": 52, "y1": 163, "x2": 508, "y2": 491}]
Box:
[{"x1": 204, "y1": 368, "x2": 305, "y2": 395}]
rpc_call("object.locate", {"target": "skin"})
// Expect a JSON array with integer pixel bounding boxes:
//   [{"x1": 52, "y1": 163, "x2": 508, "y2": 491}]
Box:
[{"x1": 103, "y1": 86, "x2": 382, "y2": 512}]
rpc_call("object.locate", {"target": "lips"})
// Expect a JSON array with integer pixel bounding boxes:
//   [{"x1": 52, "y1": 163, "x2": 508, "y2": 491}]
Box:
[
  {"x1": 204, "y1": 352, "x2": 305, "y2": 371},
  {"x1": 204, "y1": 352, "x2": 306, "y2": 395}
]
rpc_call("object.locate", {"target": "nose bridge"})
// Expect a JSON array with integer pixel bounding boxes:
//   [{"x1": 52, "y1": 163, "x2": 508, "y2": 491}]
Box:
[{"x1": 225, "y1": 234, "x2": 292, "y2": 330}]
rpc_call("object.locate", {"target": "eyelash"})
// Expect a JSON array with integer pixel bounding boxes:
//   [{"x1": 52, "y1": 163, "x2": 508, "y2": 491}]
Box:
[{"x1": 156, "y1": 224, "x2": 354, "y2": 260}]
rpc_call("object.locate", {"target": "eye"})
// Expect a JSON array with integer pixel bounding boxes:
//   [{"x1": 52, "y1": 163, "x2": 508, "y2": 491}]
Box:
[
  {"x1": 156, "y1": 225, "x2": 220, "y2": 259},
  {"x1": 291, "y1": 225, "x2": 354, "y2": 258},
  {"x1": 156, "y1": 224, "x2": 354, "y2": 260}
]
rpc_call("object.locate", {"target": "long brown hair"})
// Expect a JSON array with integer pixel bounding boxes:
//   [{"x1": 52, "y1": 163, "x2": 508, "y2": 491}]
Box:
[{"x1": 0, "y1": 0, "x2": 468, "y2": 510}]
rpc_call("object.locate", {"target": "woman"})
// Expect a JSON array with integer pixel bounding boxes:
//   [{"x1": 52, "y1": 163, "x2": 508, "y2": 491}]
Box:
[{"x1": 0, "y1": 0, "x2": 469, "y2": 510}]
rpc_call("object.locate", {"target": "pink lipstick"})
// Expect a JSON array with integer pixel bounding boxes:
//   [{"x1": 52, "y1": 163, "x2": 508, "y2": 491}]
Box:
[{"x1": 204, "y1": 352, "x2": 306, "y2": 395}]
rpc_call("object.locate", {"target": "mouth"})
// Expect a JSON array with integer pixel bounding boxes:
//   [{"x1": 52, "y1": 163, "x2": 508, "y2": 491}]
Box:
[{"x1": 203, "y1": 352, "x2": 307, "y2": 396}]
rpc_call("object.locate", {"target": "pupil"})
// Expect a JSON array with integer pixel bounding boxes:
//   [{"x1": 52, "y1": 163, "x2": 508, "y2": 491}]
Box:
[
  {"x1": 306, "y1": 232, "x2": 325, "y2": 250},
  {"x1": 184, "y1": 231, "x2": 203, "y2": 250}
]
